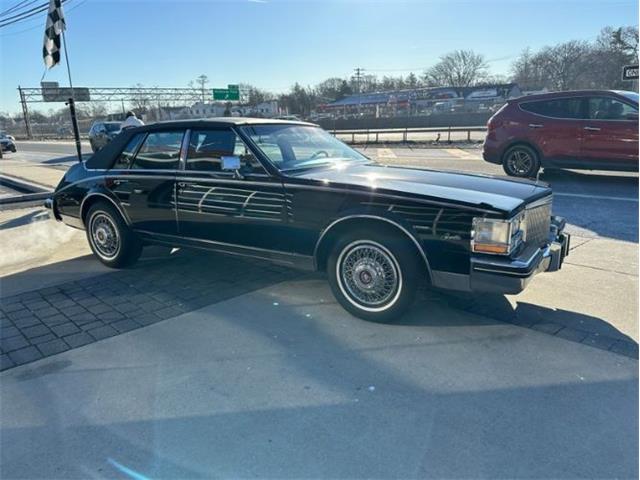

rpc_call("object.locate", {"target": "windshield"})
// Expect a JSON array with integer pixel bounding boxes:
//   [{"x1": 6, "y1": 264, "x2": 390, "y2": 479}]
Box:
[{"x1": 240, "y1": 124, "x2": 370, "y2": 172}]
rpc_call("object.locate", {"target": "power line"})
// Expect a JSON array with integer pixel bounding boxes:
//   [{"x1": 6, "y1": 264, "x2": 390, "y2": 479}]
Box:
[
  {"x1": 1, "y1": 0, "x2": 83, "y2": 35},
  {"x1": 0, "y1": 0, "x2": 37, "y2": 17},
  {"x1": 0, "y1": 0, "x2": 49, "y2": 24},
  {"x1": 0, "y1": 0, "x2": 69, "y2": 29}
]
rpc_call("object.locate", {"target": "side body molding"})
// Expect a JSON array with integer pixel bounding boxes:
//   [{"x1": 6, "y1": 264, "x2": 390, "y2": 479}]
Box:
[{"x1": 313, "y1": 214, "x2": 432, "y2": 277}]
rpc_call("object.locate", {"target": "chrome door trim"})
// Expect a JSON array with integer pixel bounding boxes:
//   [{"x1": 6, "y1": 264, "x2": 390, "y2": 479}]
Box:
[{"x1": 136, "y1": 230, "x2": 314, "y2": 269}]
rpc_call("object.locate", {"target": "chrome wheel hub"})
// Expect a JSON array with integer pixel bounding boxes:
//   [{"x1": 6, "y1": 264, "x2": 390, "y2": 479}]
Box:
[
  {"x1": 339, "y1": 242, "x2": 399, "y2": 308},
  {"x1": 90, "y1": 213, "x2": 119, "y2": 259}
]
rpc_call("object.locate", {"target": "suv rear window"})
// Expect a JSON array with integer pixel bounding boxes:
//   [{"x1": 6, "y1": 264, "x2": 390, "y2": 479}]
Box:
[{"x1": 520, "y1": 98, "x2": 584, "y2": 119}]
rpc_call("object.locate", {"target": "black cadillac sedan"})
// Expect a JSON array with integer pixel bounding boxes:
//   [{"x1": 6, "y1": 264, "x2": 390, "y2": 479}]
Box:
[{"x1": 45, "y1": 118, "x2": 570, "y2": 321}]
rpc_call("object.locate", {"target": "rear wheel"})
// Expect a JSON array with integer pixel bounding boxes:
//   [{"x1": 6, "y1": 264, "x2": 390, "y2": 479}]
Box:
[
  {"x1": 327, "y1": 230, "x2": 420, "y2": 322},
  {"x1": 85, "y1": 202, "x2": 142, "y2": 268},
  {"x1": 502, "y1": 144, "x2": 540, "y2": 178}
]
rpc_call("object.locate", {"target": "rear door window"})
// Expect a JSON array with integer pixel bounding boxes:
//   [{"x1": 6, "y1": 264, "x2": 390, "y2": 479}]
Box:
[
  {"x1": 520, "y1": 98, "x2": 585, "y2": 119},
  {"x1": 112, "y1": 133, "x2": 144, "y2": 169},
  {"x1": 131, "y1": 131, "x2": 184, "y2": 170}
]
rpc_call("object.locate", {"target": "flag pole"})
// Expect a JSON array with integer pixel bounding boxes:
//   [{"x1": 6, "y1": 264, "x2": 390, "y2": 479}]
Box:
[{"x1": 61, "y1": 29, "x2": 82, "y2": 163}]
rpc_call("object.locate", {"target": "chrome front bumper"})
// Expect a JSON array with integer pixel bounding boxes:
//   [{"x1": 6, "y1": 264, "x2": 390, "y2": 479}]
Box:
[{"x1": 470, "y1": 216, "x2": 570, "y2": 294}]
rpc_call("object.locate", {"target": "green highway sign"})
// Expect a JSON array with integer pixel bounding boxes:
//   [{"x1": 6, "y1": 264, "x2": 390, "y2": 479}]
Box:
[{"x1": 212, "y1": 86, "x2": 240, "y2": 101}]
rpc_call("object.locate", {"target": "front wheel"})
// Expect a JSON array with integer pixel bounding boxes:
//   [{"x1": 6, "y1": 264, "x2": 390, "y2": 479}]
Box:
[
  {"x1": 502, "y1": 144, "x2": 540, "y2": 178},
  {"x1": 327, "y1": 230, "x2": 420, "y2": 322},
  {"x1": 85, "y1": 202, "x2": 142, "y2": 268}
]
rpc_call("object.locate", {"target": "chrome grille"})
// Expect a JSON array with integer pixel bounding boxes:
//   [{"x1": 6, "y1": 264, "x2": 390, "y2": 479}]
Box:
[{"x1": 525, "y1": 200, "x2": 552, "y2": 247}]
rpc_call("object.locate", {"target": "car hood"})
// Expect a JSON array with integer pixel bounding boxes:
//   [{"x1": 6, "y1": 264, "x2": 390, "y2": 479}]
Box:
[{"x1": 293, "y1": 163, "x2": 552, "y2": 214}]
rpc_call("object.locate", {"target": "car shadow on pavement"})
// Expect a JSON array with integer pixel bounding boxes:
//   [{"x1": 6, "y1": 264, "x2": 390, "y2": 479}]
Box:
[
  {"x1": 0, "y1": 210, "x2": 49, "y2": 231},
  {"x1": 1, "y1": 247, "x2": 637, "y2": 376},
  {"x1": 393, "y1": 287, "x2": 638, "y2": 358}
]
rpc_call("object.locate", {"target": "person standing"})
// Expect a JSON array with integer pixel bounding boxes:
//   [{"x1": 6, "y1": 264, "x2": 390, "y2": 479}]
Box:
[{"x1": 121, "y1": 111, "x2": 144, "y2": 129}]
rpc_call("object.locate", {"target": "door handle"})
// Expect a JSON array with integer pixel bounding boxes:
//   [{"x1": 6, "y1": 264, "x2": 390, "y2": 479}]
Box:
[
  {"x1": 133, "y1": 188, "x2": 144, "y2": 194},
  {"x1": 528, "y1": 123, "x2": 544, "y2": 128},
  {"x1": 177, "y1": 182, "x2": 187, "y2": 188},
  {"x1": 584, "y1": 126, "x2": 601, "y2": 131}
]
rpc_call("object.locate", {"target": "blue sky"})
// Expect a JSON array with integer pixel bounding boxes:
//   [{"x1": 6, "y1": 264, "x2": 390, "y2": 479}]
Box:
[{"x1": 0, "y1": 0, "x2": 637, "y2": 113}]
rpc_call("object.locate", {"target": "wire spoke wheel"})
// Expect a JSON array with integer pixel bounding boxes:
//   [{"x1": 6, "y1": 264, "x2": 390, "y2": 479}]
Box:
[
  {"x1": 338, "y1": 241, "x2": 401, "y2": 310},
  {"x1": 90, "y1": 212, "x2": 120, "y2": 260}
]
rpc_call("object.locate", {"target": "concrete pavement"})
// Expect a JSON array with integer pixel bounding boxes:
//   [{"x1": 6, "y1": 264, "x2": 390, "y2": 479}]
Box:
[{"x1": 0, "y1": 278, "x2": 637, "y2": 478}]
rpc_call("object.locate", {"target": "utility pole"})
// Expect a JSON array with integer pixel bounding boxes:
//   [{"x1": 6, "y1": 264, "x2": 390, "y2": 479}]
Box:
[
  {"x1": 353, "y1": 67, "x2": 365, "y2": 115},
  {"x1": 18, "y1": 86, "x2": 33, "y2": 139}
]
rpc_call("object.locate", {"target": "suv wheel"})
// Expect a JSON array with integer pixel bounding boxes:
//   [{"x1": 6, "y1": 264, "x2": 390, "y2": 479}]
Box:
[
  {"x1": 327, "y1": 230, "x2": 419, "y2": 322},
  {"x1": 502, "y1": 145, "x2": 540, "y2": 178},
  {"x1": 85, "y1": 202, "x2": 142, "y2": 268}
]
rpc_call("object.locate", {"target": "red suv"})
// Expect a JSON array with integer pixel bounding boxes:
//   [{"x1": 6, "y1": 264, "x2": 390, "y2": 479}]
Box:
[{"x1": 483, "y1": 90, "x2": 639, "y2": 177}]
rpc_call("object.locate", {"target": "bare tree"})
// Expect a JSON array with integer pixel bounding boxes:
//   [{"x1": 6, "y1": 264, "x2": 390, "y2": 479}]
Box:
[{"x1": 424, "y1": 50, "x2": 489, "y2": 87}]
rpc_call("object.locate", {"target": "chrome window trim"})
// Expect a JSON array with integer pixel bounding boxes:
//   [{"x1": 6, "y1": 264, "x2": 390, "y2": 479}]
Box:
[
  {"x1": 312, "y1": 214, "x2": 432, "y2": 276},
  {"x1": 179, "y1": 129, "x2": 191, "y2": 171}
]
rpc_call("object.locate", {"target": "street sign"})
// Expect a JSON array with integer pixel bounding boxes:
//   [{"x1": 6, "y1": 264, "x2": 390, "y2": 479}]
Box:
[
  {"x1": 42, "y1": 85, "x2": 91, "y2": 102},
  {"x1": 212, "y1": 86, "x2": 240, "y2": 101},
  {"x1": 622, "y1": 65, "x2": 639, "y2": 81}
]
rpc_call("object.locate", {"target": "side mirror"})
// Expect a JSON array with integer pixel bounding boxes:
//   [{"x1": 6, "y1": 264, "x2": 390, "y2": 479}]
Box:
[
  {"x1": 221, "y1": 155, "x2": 244, "y2": 179},
  {"x1": 221, "y1": 155, "x2": 241, "y2": 171}
]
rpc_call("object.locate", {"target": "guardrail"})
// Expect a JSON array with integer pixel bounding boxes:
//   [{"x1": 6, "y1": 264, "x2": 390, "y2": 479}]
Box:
[{"x1": 330, "y1": 125, "x2": 487, "y2": 144}]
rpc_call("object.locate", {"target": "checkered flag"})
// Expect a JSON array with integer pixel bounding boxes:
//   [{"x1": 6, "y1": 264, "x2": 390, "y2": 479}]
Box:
[{"x1": 42, "y1": 0, "x2": 66, "y2": 69}]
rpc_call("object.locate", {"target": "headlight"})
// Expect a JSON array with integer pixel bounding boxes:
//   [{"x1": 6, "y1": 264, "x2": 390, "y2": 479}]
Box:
[{"x1": 472, "y1": 215, "x2": 524, "y2": 255}]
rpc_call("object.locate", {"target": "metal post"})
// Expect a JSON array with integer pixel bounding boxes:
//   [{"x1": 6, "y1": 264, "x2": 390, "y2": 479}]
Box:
[
  {"x1": 467, "y1": 129, "x2": 471, "y2": 142},
  {"x1": 447, "y1": 125, "x2": 451, "y2": 143},
  {"x1": 18, "y1": 86, "x2": 33, "y2": 139},
  {"x1": 61, "y1": 30, "x2": 83, "y2": 163}
]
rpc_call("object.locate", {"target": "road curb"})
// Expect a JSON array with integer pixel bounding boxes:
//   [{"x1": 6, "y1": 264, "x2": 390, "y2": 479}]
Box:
[{"x1": 0, "y1": 174, "x2": 51, "y2": 209}]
